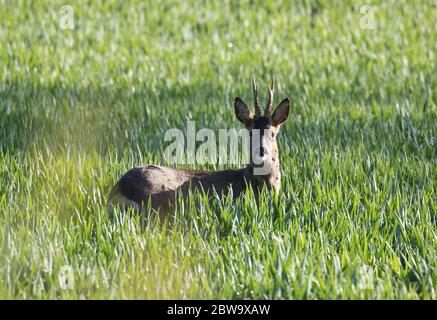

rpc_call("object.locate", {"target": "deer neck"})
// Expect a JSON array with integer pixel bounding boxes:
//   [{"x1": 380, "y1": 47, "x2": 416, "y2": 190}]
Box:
[{"x1": 245, "y1": 146, "x2": 281, "y2": 193}]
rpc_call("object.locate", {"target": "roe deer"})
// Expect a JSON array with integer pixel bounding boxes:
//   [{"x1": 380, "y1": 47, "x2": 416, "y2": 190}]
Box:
[{"x1": 107, "y1": 79, "x2": 290, "y2": 216}]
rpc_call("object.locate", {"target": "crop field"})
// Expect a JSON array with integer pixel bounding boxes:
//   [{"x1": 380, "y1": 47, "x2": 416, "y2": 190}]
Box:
[{"x1": 0, "y1": 0, "x2": 436, "y2": 299}]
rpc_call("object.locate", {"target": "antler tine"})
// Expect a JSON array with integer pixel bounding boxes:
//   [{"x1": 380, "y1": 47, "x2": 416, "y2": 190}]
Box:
[
  {"x1": 252, "y1": 77, "x2": 262, "y2": 116},
  {"x1": 264, "y1": 77, "x2": 275, "y2": 116}
]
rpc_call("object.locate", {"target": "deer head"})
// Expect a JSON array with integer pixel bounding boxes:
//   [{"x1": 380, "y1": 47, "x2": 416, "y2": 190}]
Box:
[{"x1": 234, "y1": 78, "x2": 290, "y2": 178}]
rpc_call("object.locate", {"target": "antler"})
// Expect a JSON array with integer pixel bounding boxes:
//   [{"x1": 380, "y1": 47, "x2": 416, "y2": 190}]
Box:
[
  {"x1": 252, "y1": 77, "x2": 262, "y2": 117},
  {"x1": 264, "y1": 77, "x2": 275, "y2": 116}
]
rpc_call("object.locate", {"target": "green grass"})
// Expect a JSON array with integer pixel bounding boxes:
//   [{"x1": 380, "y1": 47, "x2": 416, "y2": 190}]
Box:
[{"x1": 0, "y1": 0, "x2": 436, "y2": 299}]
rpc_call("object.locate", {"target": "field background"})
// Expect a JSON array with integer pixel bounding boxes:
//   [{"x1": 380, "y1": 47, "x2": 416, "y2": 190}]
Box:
[{"x1": 0, "y1": 0, "x2": 436, "y2": 299}]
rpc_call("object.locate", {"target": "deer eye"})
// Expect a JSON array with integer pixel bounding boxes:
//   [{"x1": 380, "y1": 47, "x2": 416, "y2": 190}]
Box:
[{"x1": 271, "y1": 132, "x2": 275, "y2": 137}]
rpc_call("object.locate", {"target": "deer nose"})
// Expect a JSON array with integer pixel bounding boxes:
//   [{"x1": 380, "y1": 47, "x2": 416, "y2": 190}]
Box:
[
  {"x1": 254, "y1": 147, "x2": 266, "y2": 159},
  {"x1": 259, "y1": 147, "x2": 266, "y2": 157}
]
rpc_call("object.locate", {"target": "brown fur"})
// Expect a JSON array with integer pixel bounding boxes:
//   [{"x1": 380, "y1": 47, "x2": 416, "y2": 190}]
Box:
[{"x1": 108, "y1": 165, "x2": 260, "y2": 216}]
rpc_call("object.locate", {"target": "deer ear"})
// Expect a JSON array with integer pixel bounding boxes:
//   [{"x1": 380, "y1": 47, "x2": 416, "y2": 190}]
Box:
[
  {"x1": 234, "y1": 97, "x2": 253, "y2": 125},
  {"x1": 271, "y1": 98, "x2": 290, "y2": 127}
]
